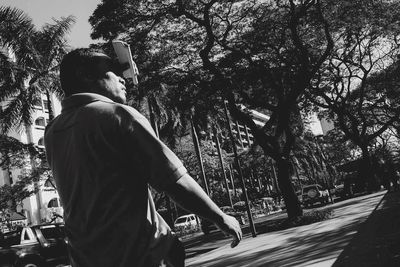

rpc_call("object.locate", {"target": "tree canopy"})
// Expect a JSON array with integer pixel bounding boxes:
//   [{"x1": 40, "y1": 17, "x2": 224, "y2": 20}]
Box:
[{"x1": 0, "y1": 6, "x2": 75, "y2": 133}]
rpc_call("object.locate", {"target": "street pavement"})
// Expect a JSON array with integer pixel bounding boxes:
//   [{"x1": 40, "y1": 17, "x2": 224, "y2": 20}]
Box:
[
  {"x1": 186, "y1": 190, "x2": 399, "y2": 267},
  {"x1": 183, "y1": 210, "x2": 288, "y2": 256}
]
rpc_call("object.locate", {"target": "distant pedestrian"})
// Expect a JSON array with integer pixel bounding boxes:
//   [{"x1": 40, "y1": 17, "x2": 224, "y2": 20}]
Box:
[
  {"x1": 44, "y1": 48, "x2": 242, "y2": 267},
  {"x1": 384, "y1": 157, "x2": 399, "y2": 192},
  {"x1": 391, "y1": 171, "x2": 400, "y2": 192}
]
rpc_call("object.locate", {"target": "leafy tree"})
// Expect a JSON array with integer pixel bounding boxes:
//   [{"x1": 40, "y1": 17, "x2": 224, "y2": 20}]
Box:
[
  {"x1": 0, "y1": 135, "x2": 50, "y2": 218},
  {"x1": 0, "y1": 6, "x2": 75, "y2": 132},
  {"x1": 0, "y1": 6, "x2": 72, "y2": 221},
  {"x1": 309, "y1": 0, "x2": 400, "y2": 191},
  {"x1": 89, "y1": 0, "x2": 337, "y2": 219}
]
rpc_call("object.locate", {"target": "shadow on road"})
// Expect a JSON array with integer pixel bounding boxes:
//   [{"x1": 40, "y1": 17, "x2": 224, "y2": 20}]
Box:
[
  {"x1": 333, "y1": 191, "x2": 400, "y2": 267},
  {"x1": 189, "y1": 219, "x2": 360, "y2": 267},
  {"x1": 187, "y1": 191, "x2": 388, "y2": 267}
]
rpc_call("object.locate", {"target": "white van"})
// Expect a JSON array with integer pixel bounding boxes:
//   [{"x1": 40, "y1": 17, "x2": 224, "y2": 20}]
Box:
[{"x1": 173, "y1": 214, "x2": 199, "y2": 230}]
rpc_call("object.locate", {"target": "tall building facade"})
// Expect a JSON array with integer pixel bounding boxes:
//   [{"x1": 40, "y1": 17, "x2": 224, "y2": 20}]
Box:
[{"x1": 0, "y1": 93, "x2": 63, "y2": 226}]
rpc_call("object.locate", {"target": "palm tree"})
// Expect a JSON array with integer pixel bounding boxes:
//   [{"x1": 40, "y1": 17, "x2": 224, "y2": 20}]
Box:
[{"x1": 0, "y1": 6, "x2": 75, "y2": 133}]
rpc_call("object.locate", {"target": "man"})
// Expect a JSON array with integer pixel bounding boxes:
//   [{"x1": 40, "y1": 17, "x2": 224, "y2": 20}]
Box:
[{"x1": 44, "y1": 48, "x2": 242, "y2": 267}]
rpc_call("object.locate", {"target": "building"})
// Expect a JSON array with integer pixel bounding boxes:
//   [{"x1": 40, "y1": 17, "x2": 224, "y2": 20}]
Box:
[
  {"x1": 229, "y1": 108, "x2": 335, "y2": 149},
  {"x1": 230, "y1": 106, "x2": 270, "y2": 149},
  {"x1": 0, "y1": 90, "x2": 63, "y2": 227},
  {"x1": 305, "y1": 113, "x2": 335, "y2": 136}
]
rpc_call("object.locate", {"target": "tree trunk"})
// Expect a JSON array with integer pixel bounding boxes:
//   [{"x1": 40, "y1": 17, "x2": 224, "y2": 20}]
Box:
[
  {"x1": 291, "y1": 157, "x2": 302, "y2": 191},
  {"x1": 360, "y1": 145, "x2": 380, "y2": 192},
  {"x1": 308, "y1": 160, "x2": 317, "y2": 183},
  {"x1": 270, "y1": 161, "x2": 280, "y2": 195},
  {"x1": 276, "y1": 157, "x2": 303, "y2": 219},
  {"x1": 45, "y1": 90, "x2": 55, "y2": 120}
]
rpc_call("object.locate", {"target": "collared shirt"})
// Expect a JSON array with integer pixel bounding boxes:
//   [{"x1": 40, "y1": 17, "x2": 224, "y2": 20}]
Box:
[{"x1": 44, "y1": 93, "x2": 187, "y2": 267}]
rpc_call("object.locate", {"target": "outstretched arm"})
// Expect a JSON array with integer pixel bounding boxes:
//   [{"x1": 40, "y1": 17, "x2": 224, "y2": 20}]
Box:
[
  {"x1": 118, "y1": 107, "x2": 242, "y2": 247},
  {"x1": 164, "y1": 174, "x2": 242, "y2": 248}
]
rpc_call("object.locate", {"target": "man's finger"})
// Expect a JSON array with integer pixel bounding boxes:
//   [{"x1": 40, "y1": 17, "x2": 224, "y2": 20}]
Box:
[
  {"x1": 231, "y1": 235, "x2": 240, "y2": 248},
  {"x1": 236, "y1": 223, "x2": 242, "y2": 241}
]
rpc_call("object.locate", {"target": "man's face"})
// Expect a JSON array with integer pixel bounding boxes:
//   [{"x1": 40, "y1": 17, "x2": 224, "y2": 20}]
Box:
[{"x1": 90, "y1": 53, "x2": 127, "y2": 104}]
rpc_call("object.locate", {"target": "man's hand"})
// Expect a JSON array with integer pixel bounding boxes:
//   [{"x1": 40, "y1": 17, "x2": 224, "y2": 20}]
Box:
[
  {"x1": 216, "y1": 214, "x2": 242, "y2": 248},
  {"x1": 164, "y1": 175, "x2": 243, "y2": 247}
]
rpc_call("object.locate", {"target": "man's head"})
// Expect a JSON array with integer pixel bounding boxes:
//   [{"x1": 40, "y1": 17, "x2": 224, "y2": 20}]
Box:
[{"x1": 60, "y1": 48, "x2": 127, "y2": 104}]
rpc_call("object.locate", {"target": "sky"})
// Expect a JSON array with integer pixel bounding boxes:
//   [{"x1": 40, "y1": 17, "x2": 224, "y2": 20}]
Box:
[{"x1": 2, "y1": 0, "x2": 102, "y2": 48}]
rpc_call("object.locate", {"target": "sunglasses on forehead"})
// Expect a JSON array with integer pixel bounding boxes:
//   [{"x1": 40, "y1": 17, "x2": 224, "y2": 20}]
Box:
[
  {"x1": 109, "y1": 59, "x2": 130, "y2": 76},
  {"x1": 112, "y1": 41, "x2": 139, "y2": 85}
]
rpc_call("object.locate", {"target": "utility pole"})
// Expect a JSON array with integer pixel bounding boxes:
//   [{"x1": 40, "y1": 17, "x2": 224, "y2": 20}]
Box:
[
  {"x1": 191, "y1": 117, "x2": 210, "y2": 195},
  {"x1": 228, "y1": 164, "x2": 236, "y2": 197},
  {"x1": 224, "y1": 100, "x2": 257, "y2": 237},
  {"x1": 213, "y1": 126, "x2": 233, "y2": 207},
  {"x1": 270, "y1": 159, "x2": 281, "y2": 196},
  {"x1": 235, "y1": 121, "x2": 245, "y2": 149}
]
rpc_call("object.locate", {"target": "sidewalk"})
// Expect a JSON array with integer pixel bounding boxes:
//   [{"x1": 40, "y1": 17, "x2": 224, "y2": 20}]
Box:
[{"x1": 186, "y1": 190, "x2": 399, "y2": 267}]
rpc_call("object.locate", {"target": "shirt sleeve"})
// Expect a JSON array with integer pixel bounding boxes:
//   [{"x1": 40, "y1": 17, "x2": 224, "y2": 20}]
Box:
[{"x1": 116, "y1": 105, "x2": 187, "y2": 190}]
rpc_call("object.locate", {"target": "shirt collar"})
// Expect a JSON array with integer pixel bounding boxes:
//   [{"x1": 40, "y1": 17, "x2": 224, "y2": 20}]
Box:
[{"x1": 61, "y1": 93, "x2": 115, "y2": 112}]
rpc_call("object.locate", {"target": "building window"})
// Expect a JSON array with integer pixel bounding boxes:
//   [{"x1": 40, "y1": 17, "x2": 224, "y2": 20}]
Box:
[
  {"x1": 38, "y1": 137, "x2": 44, "y2": 147},
  {"x1": 43, "y1": 100, "x2": 49, "y2": 112},
  {"x1": 33, "y1": 97, "x2": 42, "y2": 108},
  {"x1": 48, "y1": 198, "x2": 59, "y2": 208},
  {"x1": 35, "y1": 117, "x2": 46, "y2": 127}
]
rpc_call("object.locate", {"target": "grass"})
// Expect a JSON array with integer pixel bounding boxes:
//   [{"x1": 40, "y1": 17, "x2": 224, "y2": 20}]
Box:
[
  {"x1": 280, "y1": 208, "x2": 334, "y2": 228},
  {"x1": 266, "y1": 208, "x2": 335, "y2": 232}
]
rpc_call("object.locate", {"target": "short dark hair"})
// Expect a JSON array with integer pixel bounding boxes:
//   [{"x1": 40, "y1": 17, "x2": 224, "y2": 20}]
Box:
[{"x1": 60, "y1": 48, "x2": 105, "y2": 96}]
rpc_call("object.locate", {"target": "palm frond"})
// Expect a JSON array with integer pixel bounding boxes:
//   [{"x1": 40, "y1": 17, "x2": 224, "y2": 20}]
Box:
[
  {"x1": 0, "y1": 8, "x2": 73, "y2": 134},
  {"x1": 0, "y1": 88, "x2": 36, "y2": 134},
  {"x1": 0, "y1": 6, "x2": 36, "y2": 68},
  {"x1": 0, "y1": 6, "x2": 34, "y2": 48},
  {"x1": 0, "y1": 50, "x2": 31, "y2": 102},
  {"x1": 0, "y1": 134, "x2": 39, "y2": 167},
  {"x1": 0, "y1": 97, "x2": 24, "y2": 133},
  {"x1": 37, "y1": 16, "x2": 76, "y2": 69}
]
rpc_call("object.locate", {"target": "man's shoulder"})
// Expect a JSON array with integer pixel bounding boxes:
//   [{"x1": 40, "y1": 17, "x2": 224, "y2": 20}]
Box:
[
  {"x1": 89, "y1": 101, "x2": 150, "y2": 129},
  {"x1": 105, "y1": 102, "x2": 145, "y2": 121},
  {"x1": 44, "y1": 115, "x2": 60, "y2": 134},
  {"x1": 86, "y1": 100, "x2": 140, "y2": 118}
]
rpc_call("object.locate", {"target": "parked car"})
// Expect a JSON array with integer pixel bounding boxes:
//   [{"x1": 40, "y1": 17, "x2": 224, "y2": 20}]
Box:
[
  {"x1": 0, "y1": 223, "x2": 69, "y2": 267},
  {"x1": 301, "y1": 184, "x2": 330, "y2": 207},
  {"x1": 333, "y1": 184, "x2": 346, "y2": 199},
  {"x1": 173, "y1": 214, "x2": 199, "y2": 232},
  {"x1": 232, "y1": 201, "x2": 247, "y2": 211}
]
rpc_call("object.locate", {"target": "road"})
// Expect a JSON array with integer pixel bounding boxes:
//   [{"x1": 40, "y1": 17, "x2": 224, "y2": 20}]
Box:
[
  {"x1": 182, "y1": 210, "x2": 287, "y2": 257},
  {"x1": 184, "y1": 190, "x2": 387, "y2": 266},
  {"x1": 182, "y1": 197, "x2": 337, "y2": 257}
]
